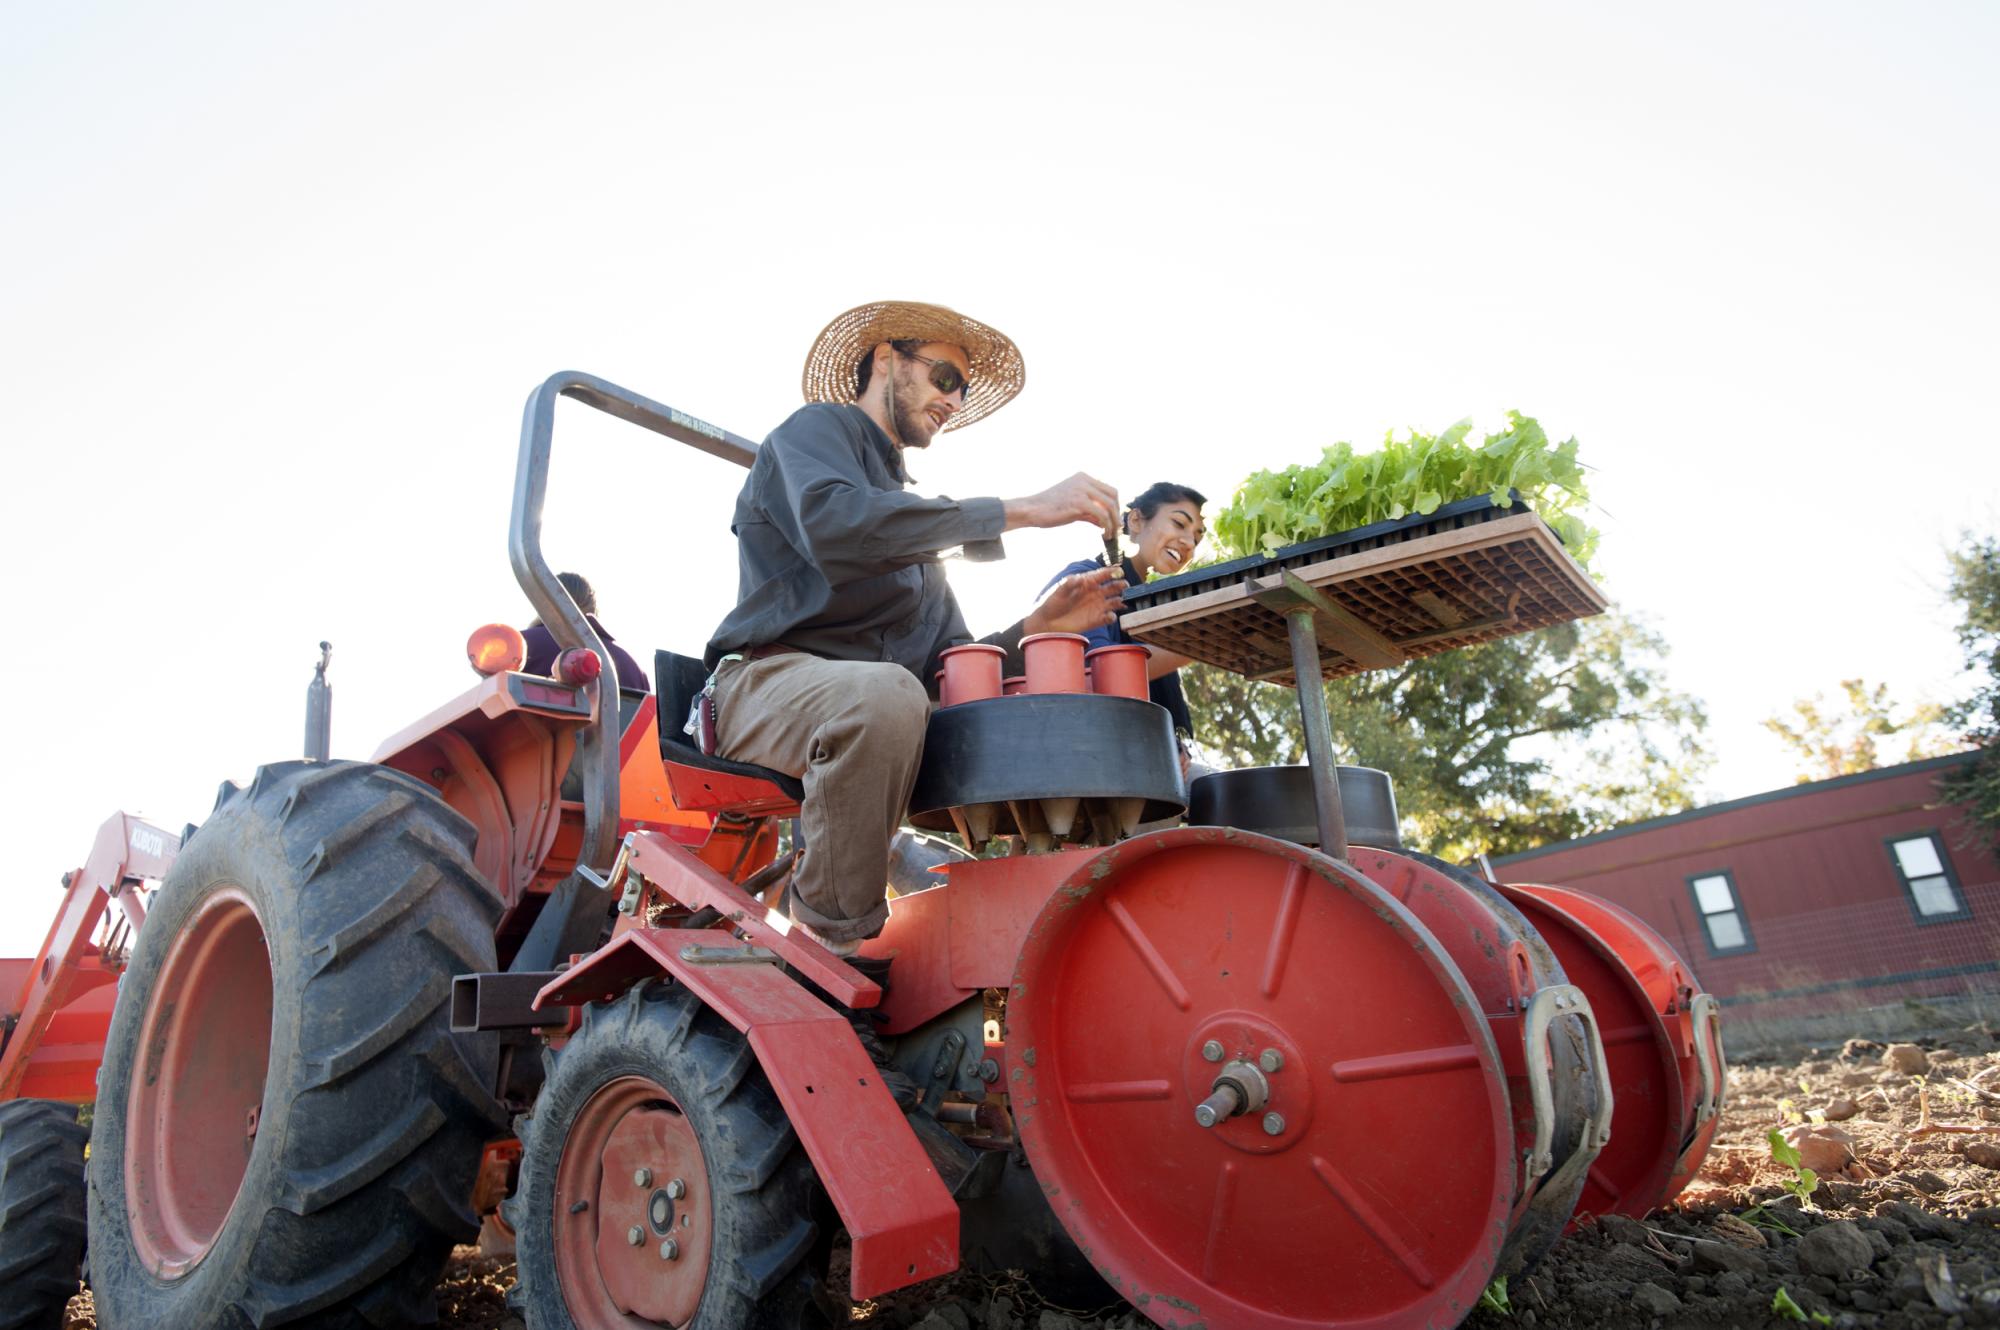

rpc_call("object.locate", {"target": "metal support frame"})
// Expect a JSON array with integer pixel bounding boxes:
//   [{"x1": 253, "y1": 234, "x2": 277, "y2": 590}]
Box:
[
  {"x1": 1251, "y1": 569, "x2": 1352, "y2": 859},
  {"x1": 506, "y1": 372, "x2": 759, "y2": 973}
]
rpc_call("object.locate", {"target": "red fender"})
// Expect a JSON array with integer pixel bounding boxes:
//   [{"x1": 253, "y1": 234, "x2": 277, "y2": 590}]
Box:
[{"x1": 531, "y1": 836, "x2": 958, "y2": 1301}]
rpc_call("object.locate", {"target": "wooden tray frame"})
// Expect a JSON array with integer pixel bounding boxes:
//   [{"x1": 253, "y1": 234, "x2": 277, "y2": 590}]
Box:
[{"x1": 1119, "y1": 511, "x2": 1608, "y2": 684}]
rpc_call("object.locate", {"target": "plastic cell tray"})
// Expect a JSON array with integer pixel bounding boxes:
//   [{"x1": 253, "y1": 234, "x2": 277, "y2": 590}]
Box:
[{"x1": 1117, "y1": 495, "x2": 1608, "y2": 684}]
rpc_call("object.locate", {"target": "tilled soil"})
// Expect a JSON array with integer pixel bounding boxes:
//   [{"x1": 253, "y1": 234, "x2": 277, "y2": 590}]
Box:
[{"x1": 62, "y1": 1030, "x2": 2000, "y2": 1330}]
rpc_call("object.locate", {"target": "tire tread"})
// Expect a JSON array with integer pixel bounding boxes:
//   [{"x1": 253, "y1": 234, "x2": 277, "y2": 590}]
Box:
[
  {"x1": 0, "y1": 1100, "x2": 88, "y2": 1330},
  {"x1": 88, "y1": 760, "x2": 507, "y2": 1330}
]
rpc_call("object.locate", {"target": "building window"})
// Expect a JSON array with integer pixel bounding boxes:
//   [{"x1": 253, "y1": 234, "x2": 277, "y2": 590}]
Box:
[
  {"x1": 1886, "y1": 832, "x2": 1970, "y2": 923},
  {"x1": 1687, "y1": 870, "x2": 1754, "y2": 956}
]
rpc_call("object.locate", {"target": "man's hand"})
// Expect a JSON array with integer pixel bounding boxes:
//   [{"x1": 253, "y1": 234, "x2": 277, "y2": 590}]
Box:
[
  {"x1": 1025, "y1": 564, "x2": 1127, "y2": 636},
  {"x1": 1004, "y1": 473, "x2": 1120, "y2": 538}
]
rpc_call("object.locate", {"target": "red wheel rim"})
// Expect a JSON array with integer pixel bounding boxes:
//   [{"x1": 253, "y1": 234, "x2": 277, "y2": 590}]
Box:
[
  {"x1": 125, "y1": 886, "x2": 274, "y2": 1279},
  {"x1": 1506, "y1": 885, "x2": 1726, "y2": 1201},
  {"x1": 1009, "y1": 830, "x2": 1512, "y2": 1330},
  {"x1": 554, "y1": 1075, "x2": 714, "y2": 1329},
  {"x1": 1498, "y1": 884, "x2": 1693, "y2": 1218},
  {"x1": 1350, "y1": 851, "x2": 1559, "y2": 1219}
]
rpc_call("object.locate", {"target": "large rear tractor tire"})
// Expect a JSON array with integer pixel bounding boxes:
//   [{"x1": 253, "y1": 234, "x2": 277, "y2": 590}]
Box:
[
  {"x1": 0, "y1": 1099, "x2": 89, "y2": 1329},
  {"x1": 86, "y1": 760, "x2": 506, "y2": 1329},
  {"x1": 506, "y1": 981, "x2": 836, "y2": 1330}
]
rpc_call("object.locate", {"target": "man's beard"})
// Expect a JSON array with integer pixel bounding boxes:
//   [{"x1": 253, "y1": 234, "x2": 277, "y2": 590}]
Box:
[{"x1": 889, "y1": 371, "x2": 937, "y2": 448}]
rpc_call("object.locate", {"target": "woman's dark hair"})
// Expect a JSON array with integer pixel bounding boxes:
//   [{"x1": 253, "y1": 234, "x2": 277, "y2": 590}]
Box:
[
  {"x1": 853, "y1": 339, "x2": 924, "y2": 397},
  {"x1": 1128, "y1": 481, "x2": 1208, "y2": 522},
  {"x1": 556, "y1": 571, "x2": 598, "y2": 617}
]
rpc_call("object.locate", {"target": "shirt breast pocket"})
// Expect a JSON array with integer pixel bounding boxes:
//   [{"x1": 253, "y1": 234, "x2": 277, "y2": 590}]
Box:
[{"x1": 882, "y1": 565, "x2": 943, "y2": 662}]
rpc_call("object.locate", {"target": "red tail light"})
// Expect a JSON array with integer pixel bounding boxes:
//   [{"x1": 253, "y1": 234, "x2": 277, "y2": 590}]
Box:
[
  {"x1": 555, "y1": 647, "x2": 602, "y2": 686},
  {"x1": 467, "y1": 624, "x2": 527, "y2": 676}
]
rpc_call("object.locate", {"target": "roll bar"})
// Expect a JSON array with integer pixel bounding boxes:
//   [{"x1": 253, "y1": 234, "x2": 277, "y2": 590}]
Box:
[{"x1": 506, "y1": 371, "x2": 758, "y2": 972}]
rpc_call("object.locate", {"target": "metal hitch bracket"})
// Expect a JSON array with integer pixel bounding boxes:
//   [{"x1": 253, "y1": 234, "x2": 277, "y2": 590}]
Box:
[{"x1": 1521, "y1": 982, "x2": 1615, "y2": 1193}]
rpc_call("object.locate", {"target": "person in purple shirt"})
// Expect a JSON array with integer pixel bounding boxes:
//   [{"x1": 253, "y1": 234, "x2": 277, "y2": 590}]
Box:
[
  {"x1": 1043, "y1": 481, "x2": 1207, "y2": 753},
  {"x1": 521, "y1": 571, "x2": 650, "y2": 695}
]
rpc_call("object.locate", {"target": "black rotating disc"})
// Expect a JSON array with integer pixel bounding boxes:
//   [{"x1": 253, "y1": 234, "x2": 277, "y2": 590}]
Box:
[
  {"x1": 908, "y1": 694, "x2": 1185, "y2": 834},
  {"x1": 1186, "y1": 764, "x2": 1402, "y2": 849}
]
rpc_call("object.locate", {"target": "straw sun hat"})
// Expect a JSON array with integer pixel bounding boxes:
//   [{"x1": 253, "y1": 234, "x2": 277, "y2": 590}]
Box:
[{"x1": 801, "y1": 300, "x2": 1025, "y2": 431}]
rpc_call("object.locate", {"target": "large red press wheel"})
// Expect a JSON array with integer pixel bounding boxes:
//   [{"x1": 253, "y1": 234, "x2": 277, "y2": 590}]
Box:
[
  {"x1": 1008, "y1": 829, "x2": 1514, "y2": 1330},
  {"x1": 1498, "y1": 883, "x2": 1726, "y2": 1218},
  {"x1": 1349, "y1": 849, "x2": 1608, "y2": 1280}
]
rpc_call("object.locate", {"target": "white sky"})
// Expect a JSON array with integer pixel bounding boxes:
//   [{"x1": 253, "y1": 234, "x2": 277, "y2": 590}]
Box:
[{"x1": 2, "y1": 2, "x2": 1995, "y2": 954}]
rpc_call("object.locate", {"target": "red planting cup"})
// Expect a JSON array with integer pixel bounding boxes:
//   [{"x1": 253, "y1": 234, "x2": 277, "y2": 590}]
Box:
[
  {"x1": 1086, "y1": 644, "x2": 1150, "y2": 701},
  {"x1": 1020, "y1": 632, "x2": 1089, "y2": 694},
  {"x1": 1002, "y1": 675, "x2": 1027, "y2": 696},
  {"x1": 938, "y1": 643, "x2": 1007, "y2": 707}
]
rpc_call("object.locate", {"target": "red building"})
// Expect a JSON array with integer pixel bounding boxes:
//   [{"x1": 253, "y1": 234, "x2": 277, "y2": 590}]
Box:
[{"x1": 1490, "y1": 752, "x2": 1999, "y2": 1049}]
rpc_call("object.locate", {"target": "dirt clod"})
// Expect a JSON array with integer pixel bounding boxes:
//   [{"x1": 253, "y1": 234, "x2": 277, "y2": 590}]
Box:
[
  {"x1": 1797, "y1": 1219, "x2": 1875, "y2": 1276},
  {"x1": 1629, "y1": 1282, "x2": 1681, "y2": 1316},
  {"x1": 1782, "y1": 1122, "x2": 1859, "y2": 1174},
  {"x1": 1883, "y1": 1042, "x2": 1931, "y2": 1075}
]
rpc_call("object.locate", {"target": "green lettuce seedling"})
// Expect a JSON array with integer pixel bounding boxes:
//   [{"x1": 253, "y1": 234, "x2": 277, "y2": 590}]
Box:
[
  {"x1": 1767, "y1": 1128, "x2": 1820, "y2": 1205},
  {"x1": 1772, "y1": 1286, "x2": 1831, "y2": 1324},
  {"x1": 1209, "y1": 413, "x2": 1598, "y2": 567}
]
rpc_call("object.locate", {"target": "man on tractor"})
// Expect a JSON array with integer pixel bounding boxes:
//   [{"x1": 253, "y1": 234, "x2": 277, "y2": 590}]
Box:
[{"x1": 703, "y1": 301, "x2": 1125, "y2": 962}]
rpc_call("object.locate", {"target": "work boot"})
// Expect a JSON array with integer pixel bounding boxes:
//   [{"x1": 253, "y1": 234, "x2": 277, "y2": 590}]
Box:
[{"x1": 790, "y1": 953, "x2": 921, "y2": 1112}]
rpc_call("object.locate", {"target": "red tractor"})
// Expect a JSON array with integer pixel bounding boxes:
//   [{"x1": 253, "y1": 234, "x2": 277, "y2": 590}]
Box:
[{"x1": 0, "y1": 373, "x2": 1725, "y2": 1329}]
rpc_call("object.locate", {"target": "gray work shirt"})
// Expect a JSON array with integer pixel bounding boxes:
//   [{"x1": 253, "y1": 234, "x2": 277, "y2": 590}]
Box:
[{"x1": 705, "y1": 403, "x2": 1024, "y2": 684}]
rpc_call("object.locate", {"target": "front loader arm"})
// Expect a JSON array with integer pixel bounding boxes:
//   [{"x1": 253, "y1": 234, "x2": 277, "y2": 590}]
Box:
[{"x1": 0, "y1": 812, "x2": 179, "y2": 1099}]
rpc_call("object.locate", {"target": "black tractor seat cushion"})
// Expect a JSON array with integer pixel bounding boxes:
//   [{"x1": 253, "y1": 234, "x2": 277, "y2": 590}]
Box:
[{"x1": 654, "y1": 650, "x2": 805, "y2": 803}]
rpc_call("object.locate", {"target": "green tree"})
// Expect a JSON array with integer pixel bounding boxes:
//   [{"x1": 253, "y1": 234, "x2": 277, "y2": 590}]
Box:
[
  {"x1": 1762, "y1": 679, "x2": 1955, "y2": 783},
  {"x1": 1184, "y1": 613, "x2": 1708, "y2": 860},
  {"x1": 1940, "y1": 533, "x2": 2000, "y2": 842}
]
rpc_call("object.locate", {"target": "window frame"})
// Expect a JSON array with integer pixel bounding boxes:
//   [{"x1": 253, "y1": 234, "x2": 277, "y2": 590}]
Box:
[
  {"x1": 1883, "y1": 829, "x2": 1972, "y2": 926},
  {"x1": 1684, "y1": 868, "x2": 1756, "y2": 957}
]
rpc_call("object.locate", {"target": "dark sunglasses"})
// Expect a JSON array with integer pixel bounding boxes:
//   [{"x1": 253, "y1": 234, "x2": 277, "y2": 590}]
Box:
[{"x1": 896, "y1": 347, "x2": 970, "y2": 398}]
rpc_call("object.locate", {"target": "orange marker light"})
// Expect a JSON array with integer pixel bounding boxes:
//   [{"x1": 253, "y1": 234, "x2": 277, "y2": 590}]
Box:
[{"x1": 466, "y1": 623, "x2": 527, "y2": 676}]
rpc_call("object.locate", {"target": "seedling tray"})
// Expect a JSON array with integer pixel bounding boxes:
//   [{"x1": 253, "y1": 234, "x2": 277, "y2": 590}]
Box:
[{"x1": 1118, "y1": 496, "x2": 1606, "y2": 684}]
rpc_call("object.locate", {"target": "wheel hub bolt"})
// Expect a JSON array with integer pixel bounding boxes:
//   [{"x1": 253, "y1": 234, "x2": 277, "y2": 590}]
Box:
[
  {"x1": 632, "y1": 1168, "x2": 652, "y2": 1188},
  {"x1": 626, "y1": 1226, "x2": 644, "y2": 1246},
  {"x1": 659, "y1": 1238, "x2": 680, "y2": 1261},
  {"x1": 1201, "y1": 1040, "x2": 1224, "y2": 1063},
  {"x1": 1259, "y1": 1048, "x2": 1284, "y2": 1073},
  {"x1": 1263, "y1": 1112, "x2": 1286, "y2": 1136},
  {"x1": 666, "y1": 1178, "x2": 686, "y2": 1200}
]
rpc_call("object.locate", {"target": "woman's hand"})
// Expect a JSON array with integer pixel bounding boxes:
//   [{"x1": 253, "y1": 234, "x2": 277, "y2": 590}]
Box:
[{"x1": 1025, "y1": 565, "x2": 1127, "y2": 635}]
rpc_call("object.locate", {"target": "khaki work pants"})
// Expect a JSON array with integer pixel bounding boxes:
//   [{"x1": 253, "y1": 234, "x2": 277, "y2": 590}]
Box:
[{"x1": 711, "y1": 653, "x2": 930, "y2": 943}]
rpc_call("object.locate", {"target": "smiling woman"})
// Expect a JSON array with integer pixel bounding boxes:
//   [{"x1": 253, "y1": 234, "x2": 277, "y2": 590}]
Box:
[{"x1": 1041, "y1": 480, "x2": 1209, "y2": 745}]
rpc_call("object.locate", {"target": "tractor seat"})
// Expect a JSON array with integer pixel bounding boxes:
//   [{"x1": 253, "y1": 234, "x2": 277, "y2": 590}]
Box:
[{"x1": 654, "y1": 650, "x2": 805, "y2": 804}]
